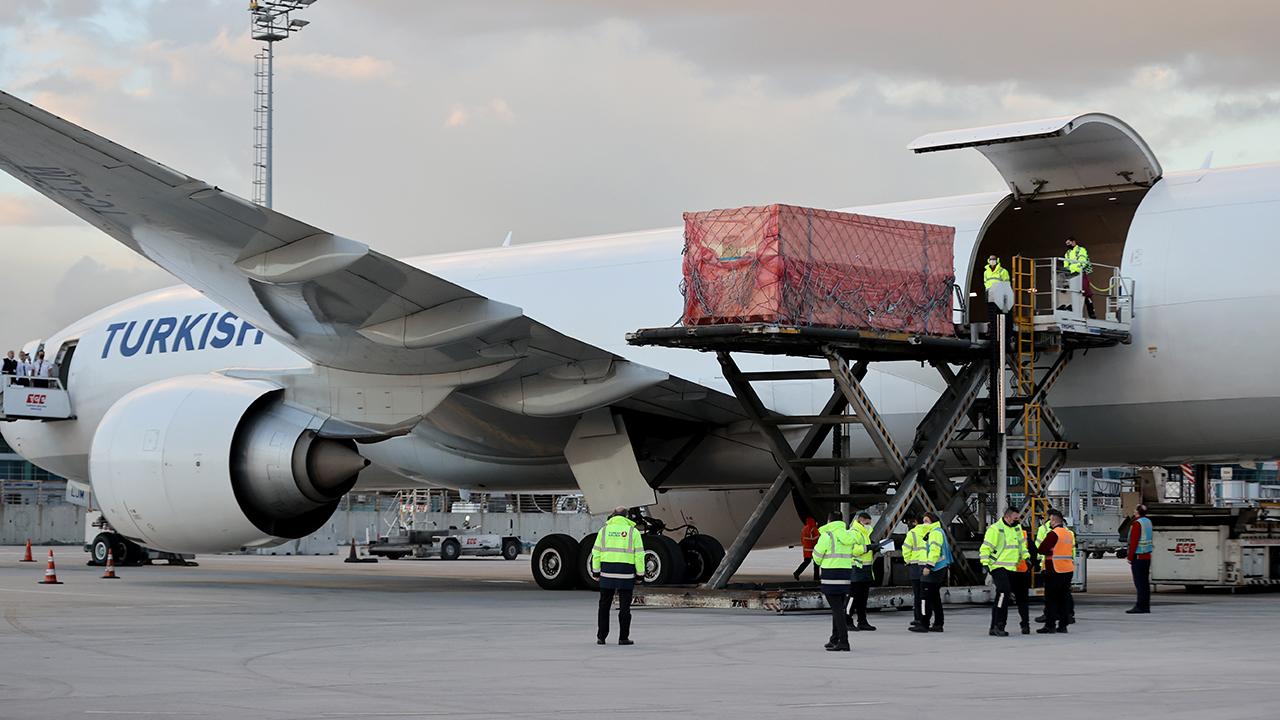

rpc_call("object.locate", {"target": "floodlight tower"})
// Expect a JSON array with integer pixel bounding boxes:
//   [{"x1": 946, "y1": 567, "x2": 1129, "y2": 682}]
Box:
[{"x1": 249, "y1": 0, "x2": 317, "y2": 208}]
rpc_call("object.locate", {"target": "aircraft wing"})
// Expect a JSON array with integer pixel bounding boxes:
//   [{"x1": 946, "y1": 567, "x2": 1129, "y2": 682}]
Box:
[{"x1": 0, "y1": 89, "x2": 745, "y2": 426}]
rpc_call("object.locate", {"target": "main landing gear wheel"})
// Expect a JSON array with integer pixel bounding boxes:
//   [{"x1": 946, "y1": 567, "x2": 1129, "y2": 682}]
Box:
[
  {"x1": 531, "y1": 534, "x2": 579, "y2": 590},
  {"x1": 642, "y1": 535, "x2": 686, "y2": 586},
  {"x1": 679, "y1": 534, "x2": 725, "y2": 584},
  {"x1": 576, "y1": 535, "x2": 600, "y2": 591}
]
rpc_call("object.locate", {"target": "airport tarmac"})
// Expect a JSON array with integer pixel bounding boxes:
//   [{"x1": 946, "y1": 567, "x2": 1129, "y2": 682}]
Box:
[{"x1": 1, "y1": 546, "x2": 1276, "y2": 720}]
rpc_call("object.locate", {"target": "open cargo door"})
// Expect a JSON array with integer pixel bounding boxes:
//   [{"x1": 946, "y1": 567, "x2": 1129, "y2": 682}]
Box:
[{"x1": 908, "y1": 113, "x2": 1162, "y2": 200}]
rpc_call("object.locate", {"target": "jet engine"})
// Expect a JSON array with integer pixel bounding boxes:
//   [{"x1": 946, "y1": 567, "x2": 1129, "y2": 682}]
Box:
[{"x1": 90, "y1": 374, "x2": 368, "y2": 553}]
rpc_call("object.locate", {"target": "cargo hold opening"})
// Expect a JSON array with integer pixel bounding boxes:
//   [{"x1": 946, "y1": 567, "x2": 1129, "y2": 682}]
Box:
[{"x1": 966, "y1": 187, "x2": 1150, "y2": 322}]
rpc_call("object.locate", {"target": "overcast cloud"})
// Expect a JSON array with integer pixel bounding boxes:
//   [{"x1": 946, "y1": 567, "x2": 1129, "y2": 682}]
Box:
[{"x1": 1, "y1": 1, "x2": 1278, "y2": 344}]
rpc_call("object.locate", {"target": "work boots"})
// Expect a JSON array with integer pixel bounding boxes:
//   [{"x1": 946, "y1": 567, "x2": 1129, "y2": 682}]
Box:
[
  {"x1": 989, "y1": 626, "x2": 1009, "y2": 637},
  {"x1": 1021, "y1": 623, "x2": 1031, "y2": 635}
]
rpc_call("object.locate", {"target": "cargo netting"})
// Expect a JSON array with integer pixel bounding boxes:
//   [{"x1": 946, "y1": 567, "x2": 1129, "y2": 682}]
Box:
[{"x1": 681, "y1": 204, "x2": 956, "y2": 335}]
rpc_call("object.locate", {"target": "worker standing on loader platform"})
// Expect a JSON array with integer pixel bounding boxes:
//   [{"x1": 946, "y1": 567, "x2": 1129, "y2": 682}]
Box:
[
  {"x1": 1127, "y1": 504, "x2": 1154, "y2": 614},
  {"x1": 903, "y1": 515, "x2": 926, "y2": 631},
  {"x1": 984, "y1": 254, "x2": 1012, "y2": 338},
  {"x1": 793, "y1": 517, "x2": 820, "y2": 582},
  {"x1": 846, "y1": 511, "x2": 877, "y2": 632},
  {"x1": 1036, "y1": 510, "x2": 1075, "y2": 634},
  {"x1": 980, "y1": 507, "x2": 1030, "y2": 636},
  {"x1": 910, "y1": 511, "x2": 950, "y2": 633},
  {"x1": 813, "y1": 512, "x2": 857, "y2": 651},
  {"x1": 1063, "y1": 237, "x2": 1096, "y2": 319},
  {"x1": 591, "y1": 506, "x2": 646, "y2": 646}
]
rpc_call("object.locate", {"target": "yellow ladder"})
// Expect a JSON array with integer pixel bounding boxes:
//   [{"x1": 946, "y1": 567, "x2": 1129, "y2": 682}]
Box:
[{"x1": 1012, "y1": 256, "x2": 1048, "y2": 584}]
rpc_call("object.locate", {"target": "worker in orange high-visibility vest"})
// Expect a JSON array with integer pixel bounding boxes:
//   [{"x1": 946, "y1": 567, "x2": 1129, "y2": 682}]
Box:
[
  {"x1": 1036, "y1": 509, "x2": 1076, "y2": 634},
  {"x1": 793, "y1": 517, "x2": 820, "y2": 582}
]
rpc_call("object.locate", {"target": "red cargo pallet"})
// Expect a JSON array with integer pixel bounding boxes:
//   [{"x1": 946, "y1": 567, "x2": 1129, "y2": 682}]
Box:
[{"x1": 681, "y1": 204, "x2": 955, "y2": 335}]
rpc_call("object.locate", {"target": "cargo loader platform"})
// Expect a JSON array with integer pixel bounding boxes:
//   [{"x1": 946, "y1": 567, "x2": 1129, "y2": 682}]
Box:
[{"x1": 629, "y1": 278, "x2": 1130, "y2": 591}]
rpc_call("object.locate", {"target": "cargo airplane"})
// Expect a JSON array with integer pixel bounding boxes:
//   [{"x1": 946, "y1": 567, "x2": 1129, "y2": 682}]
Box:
[{"x1": 0, "y1": 89, "x2": 1276, "y2": 588}]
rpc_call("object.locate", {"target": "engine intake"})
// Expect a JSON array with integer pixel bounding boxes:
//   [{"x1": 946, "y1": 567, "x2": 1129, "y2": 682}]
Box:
[{"x1": 90, "y1": 374, "x2": 367, "y2": 553}]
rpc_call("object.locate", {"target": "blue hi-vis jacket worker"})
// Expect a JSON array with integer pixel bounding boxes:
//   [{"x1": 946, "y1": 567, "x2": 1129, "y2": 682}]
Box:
[
  {"x1": 919, "y1": 520, "x2": 951, "y2": 580},
  {"x1": 591, "y1": 515, "x2": 646, "y2": 590},
  {"x1": 812, "y1": 520, "x2": 858, "y2": 595}
]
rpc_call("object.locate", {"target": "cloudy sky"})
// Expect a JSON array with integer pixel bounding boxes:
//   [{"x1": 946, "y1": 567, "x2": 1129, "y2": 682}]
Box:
[{"x1": 1, "y1": 0, "x2": 1278, "y2": 344}]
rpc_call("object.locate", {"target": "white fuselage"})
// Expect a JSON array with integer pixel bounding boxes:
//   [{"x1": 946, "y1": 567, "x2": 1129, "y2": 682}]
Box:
[{"x1": 6, "y1": 162, "x2": 1280, "y2": 507}]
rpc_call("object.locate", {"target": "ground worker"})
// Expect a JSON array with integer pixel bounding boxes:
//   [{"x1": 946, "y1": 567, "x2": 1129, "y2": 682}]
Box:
[
  {"x1": 793, "y1": 517, "x2": 820, "y2": 582},
  {"x1": 591, "y1": 506, "x2": 646, "y2": 646},
  {"x1": 1036, "y1": 509, "x2": 1075, "y2": 634},
  {"x1": 1062, "y1": 237, "x2": 1096, "y2": 319},
  {"x1": 910, "y1": 511, "x2": 949, "y2": 633},
  {"x1": 902, "y1": 515, "x2": 926, "y2": 631},
  {"x1": 846, "y1": 511, "x2": 877, "y2": 632},
  {"x1": 1126, "y1": 504, "x2": 1154, "y2": 614},
  {"x1": 812, "y1": 512, "x2": 857, "y2": 651},
  {"x1": 980, "y1": 507, "x2": 1029, "y2": 636},
  {"x1": 1010, "y1": 522, "x2": 1033, "y2": 633},
  {"x1": 1033, "y1": 513, "x2": 1075, "y2": 626}
]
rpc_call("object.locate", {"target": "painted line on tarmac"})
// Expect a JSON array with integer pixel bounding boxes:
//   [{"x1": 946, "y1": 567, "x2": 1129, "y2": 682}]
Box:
[
  {"x1": 481, "y1": 580, "x2": 526, "y2": 584},
  {"x1": 782, "y1": 701, "x2": 888, "y2": 708},
  {"x1": 980, "y1": 693, "x2": 1074, "y2": 701},
  {"x1": 83, "y1": 707, "x2": 204, "y2": 712}
]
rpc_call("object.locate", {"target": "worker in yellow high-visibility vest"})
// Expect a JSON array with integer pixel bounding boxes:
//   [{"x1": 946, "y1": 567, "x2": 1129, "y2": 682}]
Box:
[
  {"x1": 812, "y1": 512, "x2": 858, "y2": 651},
  {"x1": 902, "y1": 515, "x2": 928, "y2": 631},
  {"x1": 1063, "y1": 237, "x2": 1096, "y2": 319},
  {"x1": 980, "y1": 507, "x2": 1030, "y2": 637},
  {"x1": 1036, "y1": 509, "x2": 1076, "y2": 634},
  {"x1": 590, "y1": 507, "x2": 647, "y2": 645},
  {"x1": 846, "y1": 511, "x2": 877, "y2": 632}
]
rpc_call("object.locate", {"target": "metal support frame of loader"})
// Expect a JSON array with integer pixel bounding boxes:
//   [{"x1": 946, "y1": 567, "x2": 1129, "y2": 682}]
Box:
[{"x1": 702, "y1": 342, "x2": 992, "y2": 590}]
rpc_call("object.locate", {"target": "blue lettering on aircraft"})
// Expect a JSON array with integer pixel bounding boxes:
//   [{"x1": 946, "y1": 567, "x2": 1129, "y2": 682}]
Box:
[{"x1": 101, "y1": 312, "x2": 265, "y2": 359}]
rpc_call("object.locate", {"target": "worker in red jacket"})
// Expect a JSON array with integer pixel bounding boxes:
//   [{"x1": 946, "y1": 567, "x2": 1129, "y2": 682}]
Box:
[
  {"x1": 1126, "y1": 504, "x2": 1154, "y2": 614},
  {"x1": 793, "y1": 517, "x2": 820, "y2": 582}
]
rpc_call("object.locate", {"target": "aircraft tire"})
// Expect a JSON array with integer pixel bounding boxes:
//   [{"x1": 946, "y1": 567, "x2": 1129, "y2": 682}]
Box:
[
  {"x1": 531, "y1": 534, "x2": 579, "y2": 590},
  {"x1": 576, "y1": 535, "x2": 600, "y2": 591},
  {"x1": 680, "y1": 534, "x2": 725, "y2": 584},
  {"x1": 641, "y1": 535, "x2": 686, "y2": 586}
]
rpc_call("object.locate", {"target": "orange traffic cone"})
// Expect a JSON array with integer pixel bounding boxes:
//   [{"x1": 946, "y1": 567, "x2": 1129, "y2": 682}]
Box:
[
  {"x1": 101, "y1": 549, "x2": 120, "y2": 580},
  {"x1": 38, "y1": 549, "x2": 63, "y2": 585},
  {"x1": 20, "y1": 539, "x2": 34, "y2": 562}
]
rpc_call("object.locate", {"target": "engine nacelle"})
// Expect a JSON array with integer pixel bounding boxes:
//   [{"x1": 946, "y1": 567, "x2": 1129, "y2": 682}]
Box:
[{"x1": 90, "y1": 374, "x2": 367, "y2": 553}]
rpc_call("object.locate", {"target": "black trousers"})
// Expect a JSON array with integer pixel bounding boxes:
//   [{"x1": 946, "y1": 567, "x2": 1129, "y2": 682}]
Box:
[
  {"x1": 1043, "y1": 572, "x2": 1071, "y2": 629},
  {"x1": 990, "y1": 568, "x2": 1013, "y2": 629},
  {"x1": 910, "y1": 578, "x2": 924, "y2": 625},
  {"x1": 827, "y1": 593, "x2": 849, "y2": 645},
  {"x1": 1132, "y1": 558, "x2": 1152, "y2": 610},
  {"x1": 598, "y1": 587, "x2": 633, "y2": 641},
  {"x1": 848, "y1": 581, "x2": 871, "y2": 625},
  {"x1": 1009, "y1": 569, "x2": 1031, "y2": 626},
  {"x1": 921, "y1": 580, "x2": 944, "y2": 628},
  {"x1": 794, "y1": 558, "x2": 820, "y2": 582}
]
